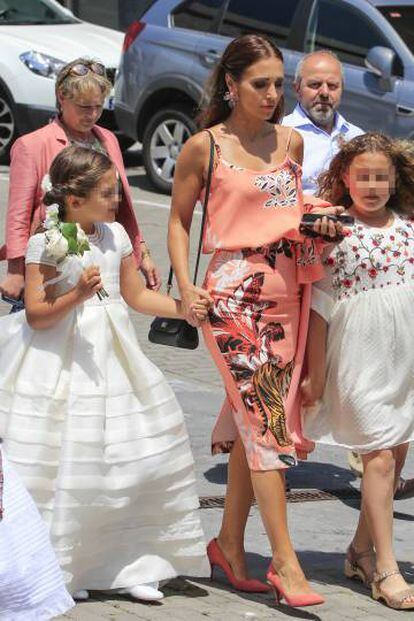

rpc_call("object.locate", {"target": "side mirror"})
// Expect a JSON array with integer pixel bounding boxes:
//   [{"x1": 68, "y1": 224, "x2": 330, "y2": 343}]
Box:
[{"x1": 365, "y1": 46, "x2": 395, "y2": 91}]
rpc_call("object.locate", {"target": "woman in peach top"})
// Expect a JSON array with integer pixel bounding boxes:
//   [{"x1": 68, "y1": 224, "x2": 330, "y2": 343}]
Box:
[{"x1": 168, "y1": 35, "x2": 342, "y2": 608}]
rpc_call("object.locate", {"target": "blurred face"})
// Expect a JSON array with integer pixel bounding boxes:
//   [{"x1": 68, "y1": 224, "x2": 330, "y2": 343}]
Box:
[
  {"x1": 295, "y1": 55, "x2": 343, "y2": 129},
  {"x1": 227, "y1": 55, "x2": 284, "y2": 121},
  {"x1": 58, "y1": 86, "x2": 104, "y2": 134},
  {"x1": 68, "y1": 167, "x2": 119, "y2": 231},
  {"x1": 343, "y1": 151, "x2": 395, "y2": 217}
]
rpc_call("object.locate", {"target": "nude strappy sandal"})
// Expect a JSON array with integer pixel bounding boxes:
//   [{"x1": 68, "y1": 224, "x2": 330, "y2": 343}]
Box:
[
  {"x1": 344, "y1": 543, "x2": 375, "y2": 586},
  {"x1": 372, "y1": 569, "x2": 414, "y2": 610}
]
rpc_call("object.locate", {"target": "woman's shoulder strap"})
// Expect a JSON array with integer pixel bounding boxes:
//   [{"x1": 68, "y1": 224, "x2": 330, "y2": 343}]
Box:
[{"x1": 203, "y1": 128, "x2": 221, "y2": 160}]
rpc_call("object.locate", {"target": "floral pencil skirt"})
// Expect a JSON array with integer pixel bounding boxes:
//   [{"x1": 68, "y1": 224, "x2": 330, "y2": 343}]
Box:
[{"x1": 202, "y1": 242, "x2": 302, "y2": 471}]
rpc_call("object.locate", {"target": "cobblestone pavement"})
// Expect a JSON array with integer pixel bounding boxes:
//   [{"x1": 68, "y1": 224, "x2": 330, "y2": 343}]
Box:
[{"x1": 1, "y1": 160, "x2": 413, "y2": 620}]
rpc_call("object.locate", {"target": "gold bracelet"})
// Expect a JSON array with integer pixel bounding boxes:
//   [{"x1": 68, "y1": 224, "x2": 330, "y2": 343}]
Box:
[{"x1": 141, "y1": 248, "x2": 151, "y2": 260}]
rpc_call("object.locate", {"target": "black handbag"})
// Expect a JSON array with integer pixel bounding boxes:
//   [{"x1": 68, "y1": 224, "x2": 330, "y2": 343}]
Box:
[{"x1": 148, "y1": 132, "x2": 214, "y2": 350}]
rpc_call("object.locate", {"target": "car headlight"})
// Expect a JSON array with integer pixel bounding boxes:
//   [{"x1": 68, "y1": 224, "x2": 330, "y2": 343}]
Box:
[{"x1": 19, "y1": 51, "x2": 66, "y2": 79}]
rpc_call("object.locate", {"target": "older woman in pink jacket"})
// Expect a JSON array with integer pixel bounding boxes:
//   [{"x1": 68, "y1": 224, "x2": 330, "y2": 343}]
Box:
[{"x1": 0, "y1": 58, "x2": 160, "y2": 302}]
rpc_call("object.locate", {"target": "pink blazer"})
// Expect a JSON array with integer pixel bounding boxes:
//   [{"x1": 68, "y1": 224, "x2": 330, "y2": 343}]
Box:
[{"x1": 0, "y1": 119, "x2": 142, "y2": 265}]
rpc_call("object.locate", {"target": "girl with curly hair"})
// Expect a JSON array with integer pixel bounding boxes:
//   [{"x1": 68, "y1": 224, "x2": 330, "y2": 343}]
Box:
[{"x1": 302, "y1": 133, "x2": 414, "y2": 610}]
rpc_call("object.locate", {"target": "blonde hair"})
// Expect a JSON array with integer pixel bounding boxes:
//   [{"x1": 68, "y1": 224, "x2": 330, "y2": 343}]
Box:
[
  {"x1": 55, "y1": 58, "x2": 112, "y2": 111},
  {"x1": 317, "y1": 133, "x2": 414, "y2": 217}
]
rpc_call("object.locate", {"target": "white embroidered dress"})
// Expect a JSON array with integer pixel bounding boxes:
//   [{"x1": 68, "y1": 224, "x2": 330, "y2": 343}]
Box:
[
  {"x1": 0, "y1": 222, "x2": 208, "y2": 594},
  {"x1": 303, "y1": 214, "x2": 414, "y2": 452}
]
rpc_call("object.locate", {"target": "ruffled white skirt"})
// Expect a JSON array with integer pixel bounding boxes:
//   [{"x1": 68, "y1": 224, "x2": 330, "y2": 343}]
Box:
[
  {"x1": 303, "y1": 285, "x2": 414, "y2": 452},
  {"x1": 0, "y1": 298, "x2": 208, "y2": 593},
  {"x1": 0, "y1": 449, "x2": 74, "y2": 620}
]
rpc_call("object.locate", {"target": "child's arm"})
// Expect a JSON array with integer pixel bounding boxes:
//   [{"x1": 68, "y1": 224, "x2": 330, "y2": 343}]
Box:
[
  {"x1": 301, "y1": 310, "x2": 328, "y2": 406},
  {"x1": 25, "y1": 263, "x2": 102, "y2": 330},
  {"x1": 120, "y1": 254, "x2": 209, "y2": 322}
]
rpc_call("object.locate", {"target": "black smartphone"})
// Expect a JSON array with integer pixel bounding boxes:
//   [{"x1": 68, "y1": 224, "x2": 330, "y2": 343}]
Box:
[{"x1": 301, "y1": 213, "x2": 355, "y2": 225}]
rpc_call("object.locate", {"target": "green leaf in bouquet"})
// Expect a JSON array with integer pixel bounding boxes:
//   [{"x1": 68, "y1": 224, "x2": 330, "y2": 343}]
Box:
[
  {"x1": 60, "y1": 222, "x2": 78, "y2": 240},
  {"x1": 67, "y1": 236, "x2": 78, "y2": 254},
  {"x1": 77, "y1": 239, "x2": 90, "y2": 255}
]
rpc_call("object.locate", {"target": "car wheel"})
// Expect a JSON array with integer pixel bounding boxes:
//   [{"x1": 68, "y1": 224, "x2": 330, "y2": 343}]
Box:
[
  {"x1": 143, "y1": 104, "x2": 197, "y2": 194},
  {"x1": 0, "y1": 88, "x2": 16, "y2": 162}
]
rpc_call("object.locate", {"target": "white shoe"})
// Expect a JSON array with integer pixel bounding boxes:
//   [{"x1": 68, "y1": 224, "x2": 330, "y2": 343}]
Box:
[
  {"x1": 73, "y1": 589, "x2": 89, "y2": 601},
  {"x1": 122, "y1": 582, "x2": 164, "y2": 601}
]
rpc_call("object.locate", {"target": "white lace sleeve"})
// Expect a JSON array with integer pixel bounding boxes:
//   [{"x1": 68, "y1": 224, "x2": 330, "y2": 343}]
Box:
[{"x1": 25, "y1": 233, "x2": 57, "y2": 267}]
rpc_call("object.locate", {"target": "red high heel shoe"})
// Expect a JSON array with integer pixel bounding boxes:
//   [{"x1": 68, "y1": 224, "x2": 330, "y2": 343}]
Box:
[
  {"x1": 266, "y1": 564, "x2": 325, "y2": 607},
  {"x1": 207, "y1": 539, "x2": 270, "y2": 593}
]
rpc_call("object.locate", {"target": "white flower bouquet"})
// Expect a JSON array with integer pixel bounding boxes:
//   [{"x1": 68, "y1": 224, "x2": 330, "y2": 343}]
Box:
[{"x1": 43, "y1": 204, "x2": 108, "y2": 300}]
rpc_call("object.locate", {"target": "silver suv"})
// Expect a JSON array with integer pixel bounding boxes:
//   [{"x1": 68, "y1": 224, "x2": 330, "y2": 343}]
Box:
[{"x1": 115, "y1": 0, "x2": 414, "y2": 193}]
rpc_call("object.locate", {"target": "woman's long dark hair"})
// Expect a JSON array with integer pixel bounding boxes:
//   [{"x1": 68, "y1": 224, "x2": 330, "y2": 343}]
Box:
[{"x1": 197, "y1": 34, "x2": 284, "y2": 129}]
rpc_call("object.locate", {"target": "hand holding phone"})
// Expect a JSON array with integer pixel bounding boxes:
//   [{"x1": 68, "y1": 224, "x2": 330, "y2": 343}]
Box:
[{"x1": 299, "y1": 212, "x2": 354, "y2": 241}]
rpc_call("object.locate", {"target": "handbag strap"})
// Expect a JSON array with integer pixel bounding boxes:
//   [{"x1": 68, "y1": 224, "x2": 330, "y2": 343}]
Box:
[{"x1": 167, "y1": 131, "x2": 215, "y2": 292}]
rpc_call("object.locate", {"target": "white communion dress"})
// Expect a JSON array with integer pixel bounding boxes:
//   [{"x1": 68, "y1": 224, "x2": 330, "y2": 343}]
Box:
[
  {"x1": 303, "y1": 213, "x2": 414, "y2": 453},
  {"x1": 0, "y1": 222, "x2": 209, "y2": 594},
  {"x1": 0, "y1": 448, "x2": 74, "y2": 620}
]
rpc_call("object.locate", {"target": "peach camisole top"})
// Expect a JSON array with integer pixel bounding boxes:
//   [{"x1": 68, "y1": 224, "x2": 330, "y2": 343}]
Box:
[{"x1": 201, "y1": 128, "x2": 305, "y2": 254}]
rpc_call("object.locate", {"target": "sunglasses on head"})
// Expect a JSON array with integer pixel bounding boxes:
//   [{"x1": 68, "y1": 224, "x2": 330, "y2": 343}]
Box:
[{"x1": 61, "y1": 62, "x2": 106, "y2": 83}]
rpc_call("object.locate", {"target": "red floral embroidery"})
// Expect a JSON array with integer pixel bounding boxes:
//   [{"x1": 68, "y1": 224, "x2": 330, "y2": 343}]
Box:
[{"x1": 323, "y1": 217, "x2": 414, "y2": 300}]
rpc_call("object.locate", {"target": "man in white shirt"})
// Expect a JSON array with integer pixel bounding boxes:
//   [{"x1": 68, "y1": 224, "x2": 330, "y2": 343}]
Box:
[{"x1": 283, "y1": 50, "x2": 364, "y2": 194}]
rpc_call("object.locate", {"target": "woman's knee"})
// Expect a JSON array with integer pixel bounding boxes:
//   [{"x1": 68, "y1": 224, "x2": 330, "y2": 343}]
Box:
[{"x1": 365, "y1": 450, "x2": 395, "y2": 479}]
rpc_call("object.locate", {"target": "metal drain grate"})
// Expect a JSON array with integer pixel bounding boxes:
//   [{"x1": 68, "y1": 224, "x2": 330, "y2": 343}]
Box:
[{"x1": 199, "y1": 488, "x2": 360, "y2": 508}]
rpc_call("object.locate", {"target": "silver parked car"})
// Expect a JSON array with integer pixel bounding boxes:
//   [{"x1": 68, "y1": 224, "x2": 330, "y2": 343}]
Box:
[{"x1": 115, "y1": 0, "x2": 414, "y2": 193}]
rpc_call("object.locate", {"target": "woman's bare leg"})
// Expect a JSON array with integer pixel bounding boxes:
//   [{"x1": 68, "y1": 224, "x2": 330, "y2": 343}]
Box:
[
  {"x1": 251, "y1": 468, "x2": 317, "y2": 595},
  {"x1": 361, "y1": 447, "x2": 414, "y2": 602},
  {"x1": 216, "y1": 436, "x2": 254, "y2": 579}
]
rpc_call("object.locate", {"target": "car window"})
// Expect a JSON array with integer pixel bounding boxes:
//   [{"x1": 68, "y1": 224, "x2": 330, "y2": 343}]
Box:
[
  {"x1": 0, "y1": 0, "x2": 77, "y2": 24},
  {"x1": 305, "y1": 0, "x2": 399, "y2": 71},
  {"x1": 379, "y1": 6, "x2": 414, "y2": 53},
  {"x1": 172, "y1": 0, "x2": 224, "y2": 33},
  {"x1": 219, "y1": 0, "x2": 300, "y2": 47}
]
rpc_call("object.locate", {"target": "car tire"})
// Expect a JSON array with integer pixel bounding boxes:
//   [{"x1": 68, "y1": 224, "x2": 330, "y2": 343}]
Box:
[
  {"x1": 0, "y1": 88, "x2": 17, "y2": 163},
  {"x1": 142, "y1": 104, "x2": 197, "y2": 194}
]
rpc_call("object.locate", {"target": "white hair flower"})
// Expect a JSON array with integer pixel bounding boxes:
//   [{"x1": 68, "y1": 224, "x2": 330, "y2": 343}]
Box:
[
  {"x1": 41, "y1": 173, "x2": 53, "y2": 194},
  {"x1": 44, "y1": 204, "x2": 60, "y2": 230}
]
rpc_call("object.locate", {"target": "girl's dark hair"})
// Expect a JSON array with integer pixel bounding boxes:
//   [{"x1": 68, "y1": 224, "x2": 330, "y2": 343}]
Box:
[
  {"x1": 318, "y1": 132, "x2": 414, "y2": 216},
  {"x1": 43, "y1": 145, "x2": 114, "y2": 219},
  {"x1": 197, "y1": 34, "x2": 284, "y2": 129}
]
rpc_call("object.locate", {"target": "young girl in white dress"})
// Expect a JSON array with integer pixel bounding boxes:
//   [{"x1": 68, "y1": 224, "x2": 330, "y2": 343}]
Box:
[
  {"x1": 301, "y1": 133, "x2": 414, "y2": 611},
  {"x1": 0, "y1": 446, "x2": 74, "y2": 620},
  {"x1": 0, "y1": 145, "x2": 209, "y2": 602}
]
